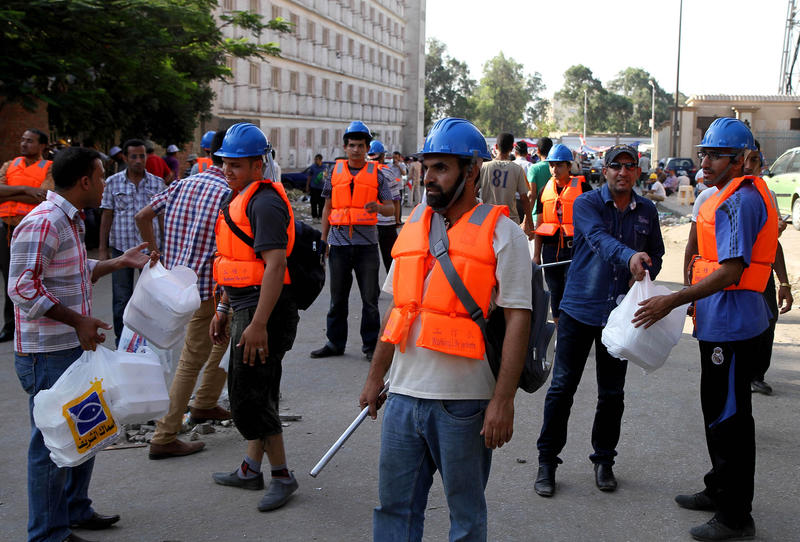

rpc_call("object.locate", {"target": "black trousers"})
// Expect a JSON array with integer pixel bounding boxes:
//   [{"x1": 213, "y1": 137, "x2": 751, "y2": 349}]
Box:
[
  {"x1": 309, "y1": 188, "x2": 324, "y2": 218},
  {"x1": 698, "y1": 337, "x2": 758, "y2": 527},
  {"x1": 753, "y1": 273, "x2": 778, "y2": 381},
  {"x1": 377, "y1": 224, "x2": 398, "y2": 273}
]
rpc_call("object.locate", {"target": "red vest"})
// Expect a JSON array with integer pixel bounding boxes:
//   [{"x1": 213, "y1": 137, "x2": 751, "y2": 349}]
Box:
[
  {"x1": 381, "y1": 203, "x2": 507, "y2": 360},
  {"x1": 0, "y1": 157, "x2": 51, "y2": 218},
  {"x1": 213, "y1": 180, "x2": 295, "y2": 287}
]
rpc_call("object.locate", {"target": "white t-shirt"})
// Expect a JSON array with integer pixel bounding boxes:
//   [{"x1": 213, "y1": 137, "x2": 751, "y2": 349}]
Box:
[
  {"x1": 514, "y1": 157, "x2": 533, "y2": 175},
  {"x1": 692, "y1": 186, "x2": 718, "y2": 222},
  {"x1": 650, "y1": 181, "x2": 666, "y2": 198},
  {"x1": 383, "y1": 214, "x2": 532, "y2": 400},
  {"x1": 678, "y1": 175, "x2": 691, "y2": 186}
]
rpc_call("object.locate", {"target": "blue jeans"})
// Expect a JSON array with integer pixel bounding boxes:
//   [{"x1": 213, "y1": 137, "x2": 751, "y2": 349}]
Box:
[
  {"x1": 15, "y1": 346, "x2": 95, "y2": 542},
  {"x1": 537, "y1": 310, "x2": 628, "y2": 466},
  {"x1": 111, "y1": 247, "x2": 140, "y2": 345},
  {"x1": 325, "y1": 244, "x2": 380, "y2": 353},
  {"x1": 375, "y1": 394, "x2": 491, "y2": 542}
]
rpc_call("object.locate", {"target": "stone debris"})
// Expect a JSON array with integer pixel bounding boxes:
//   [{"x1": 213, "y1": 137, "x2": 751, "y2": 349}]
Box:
[
  {"x1": 279, "y1": 414, "x2": 302, "y2": 422},
  {"x1": 516, "y1": 458, "x2": 527, "y2": 464},
  {"x1": 193, "y1": 423, "x2": 215, "y2": 435}
]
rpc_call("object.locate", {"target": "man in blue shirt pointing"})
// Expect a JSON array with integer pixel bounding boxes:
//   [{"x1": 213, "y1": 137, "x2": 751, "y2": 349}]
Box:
[{"x1": 534, "y1": 144, "x2": 664, "y2": 498}]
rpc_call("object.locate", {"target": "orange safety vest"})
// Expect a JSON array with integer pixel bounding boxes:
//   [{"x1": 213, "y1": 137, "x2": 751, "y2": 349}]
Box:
[
  {"x1": 213, "y1": 180, "x2": 295, "y2": 287},
  {"x1": 0, "y1": 157, "x2": 51, "y2": 218},
  {"x1": 381, "y1": 203, "x2": 508, "y2": 360},
  {"x1": 534, "y1": 176, "x2": 582, "y2": 238},
  {"x1": 197, "y1": 157, "x2": 212, "y2": 173},
  {"x1": 691, "y1": 176, "x2": 777, "y2": 292},
  {"x1": 329, "y1": 159, "x2": 379, "y2": 226}
]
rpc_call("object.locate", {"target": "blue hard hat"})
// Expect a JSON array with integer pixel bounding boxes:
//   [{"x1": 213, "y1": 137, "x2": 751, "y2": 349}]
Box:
[
  {"x1": 201, "y1": 130, "x2": 216, "y2": 149},
  {"x1": 697, "y1": 118, "x2": 755, "y2": 151},
  {"x1": 545, "y1": 144, "x2": 573, "y2": 162},
  {"x1": 419, "y1": 118, "x2": 491, "y2": 160},
  {"x1": 344, "y1": 120, "x2": 372, "y2": 142},
  {"x1": 214, "y1": 123, "x2": 270, "y2": 158},
  {"x1": 368, "y1": 140, "x2": 385, "y2": 155}
]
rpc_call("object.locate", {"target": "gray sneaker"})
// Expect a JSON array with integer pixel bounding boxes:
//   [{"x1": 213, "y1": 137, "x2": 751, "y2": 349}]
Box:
[{"x1": 258, "y1": 474, "x2": 298, "y2": 511}]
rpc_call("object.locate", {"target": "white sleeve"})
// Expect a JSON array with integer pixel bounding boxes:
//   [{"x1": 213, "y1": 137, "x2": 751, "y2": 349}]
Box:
[{"x1": 492, "y1": 216, "x2": 532, "y2": 310}]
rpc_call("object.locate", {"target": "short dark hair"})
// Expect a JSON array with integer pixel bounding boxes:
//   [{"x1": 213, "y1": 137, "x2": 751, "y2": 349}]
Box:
[
  {"x1": 52, "y1": 147, "x2": 101, "y2": 190},
  {"x1": 497, "y1": 133, "x2": 514, "y2": 153},
  {"x1": 753, "y1": 138, "x2": 761, "y2": 151},
  {"x1": 343, "y1": 132, "x2": 371, "y2": 146},
  {"x1": 315, "y1": 153, "x2": 323, "y2": 160},
  {"x1": 515, "y1": 141, "x2": 528, "y2": 154},
  {"x1": 537, "y1": 137, "x2": 553, "y2": 157},
  {"x1": 211, "y1": 130, "x2": 226, "y2": 166},
  {"x1": 26, "y1": 129, "x2": 49, "y2": 145},
  {"x1": 122, "y1": 139, "x2": 146, "y2": 155}
]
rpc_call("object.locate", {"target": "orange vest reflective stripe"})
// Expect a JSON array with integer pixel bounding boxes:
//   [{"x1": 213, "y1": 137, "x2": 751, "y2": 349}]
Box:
[
  {"x1": 534, "y1": 176, "x2": 582, "y2": 237},
  {"x1": 197, "y1": 157, "x2": 212, "y2": 173},
  {"x1": 213, "y1": 180, "x2": 295, "y2": 287},
  {"x1": 691, "y1": 176, "x2": 777, "y2": 292},
  {"x1": 381, "y1": 203, "x2": 508, "y2": 360},
  {"x1": 329, "y1": 159, "x2": 379, "y2": 226},
  {"x1": 0, "y1": 157, "x2": 51, "y2": 218}
]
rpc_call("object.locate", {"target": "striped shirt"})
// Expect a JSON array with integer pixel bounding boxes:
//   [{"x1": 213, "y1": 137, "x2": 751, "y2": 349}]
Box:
[
  {"x1": 101, "y1": 170, "x2": 166, "y2": 251},
  {"x1": 149, "y1": 165, "x2": 231, "y2": 300},
  {"x1": 9, "y1": 191, "x2": 97, "y2": 353}
]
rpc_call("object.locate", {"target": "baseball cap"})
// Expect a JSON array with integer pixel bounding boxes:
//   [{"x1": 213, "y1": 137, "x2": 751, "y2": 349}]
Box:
[
  {"x1": 109, "y1": 146, "x2": 122, "y2": 156},
  {"x1": 167, "y1": 144, "x2": 179, "y2": 153},
  {"x1": 186, "y1": 153, "x2": 198, "y2": 162},
  {"x1": 604, "y1": 144, "x2": 638, "y2": 165}
]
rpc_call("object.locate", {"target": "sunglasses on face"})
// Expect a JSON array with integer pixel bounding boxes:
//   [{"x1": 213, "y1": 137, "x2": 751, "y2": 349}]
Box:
[
  {"x1": 697, "y1": 150, "x2": 738, "y2": 161},
  {"x1": 606, "y1": 162, "x2": 637, "y2": 171}
]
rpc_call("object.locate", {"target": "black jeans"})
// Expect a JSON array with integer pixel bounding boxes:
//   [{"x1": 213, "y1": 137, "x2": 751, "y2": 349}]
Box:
[
  {"x1": 377, "y1": 224, "x2": 398, "y2": 273},
  {"x1": 111, "y1": 247, "x2": 140, "y2": 345},
  {"x1": 541, "y1": 242, "x2": 573, "y2": 318},
  {"x1": 326, "y1": 244, "x2": 380, "y2": 353},
  {"x1": 537, "y1": 310, "x2": 628, "y2": 466},
  {"x1": 698, "y1": 337, "x2": 757, "y2": 528},
  {"x1": 754, "y1": 273, "x2": 778, "y2": 382},
  {"x1": 309, "y1": 188, "x2": 324, "y2": 218}
]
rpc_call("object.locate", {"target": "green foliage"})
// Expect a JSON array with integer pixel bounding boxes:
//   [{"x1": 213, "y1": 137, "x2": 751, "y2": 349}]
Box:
[
  {"x1": 0, "y1": 0, "x2": 291, "y2": 145},
  {"x1": 424, "y1": 39, "x2": 476, "y2": 132},
  {"x1": 474, "y1": 53, "x2": 548, "y2": 137}
]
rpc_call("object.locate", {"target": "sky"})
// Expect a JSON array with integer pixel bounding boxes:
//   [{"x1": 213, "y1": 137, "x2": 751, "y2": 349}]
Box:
[{"x1": 425, "y1": 0, "x2": 789, "y2": 98}]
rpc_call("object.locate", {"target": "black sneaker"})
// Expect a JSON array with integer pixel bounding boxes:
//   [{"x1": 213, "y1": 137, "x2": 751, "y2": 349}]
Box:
[
  {"x1": 675, "y1": 490, "x2": 716, "y2": 511},
  {"x1": 212, "y1": 469, "x2": 265, "y2": 490},
  {"x1": 750, "y1": 380, "x2": 772, "y2": 395},
  {"x1": 310, "y1": 344, "x2": 344, "y2": 358},
  {"x1": 364, "y1": 350, "x2": 374, "y2": 362},
  {"x1": 689, "y1": 516, "x2": 755, "y2": 541}
]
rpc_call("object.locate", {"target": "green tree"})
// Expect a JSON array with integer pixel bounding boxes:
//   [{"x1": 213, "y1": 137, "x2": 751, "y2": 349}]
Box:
[
  {"x1": 424, "y1": 39, "x2": 476, "y2": 132},
  {"x1": 607, "y1": 68, "x2": 672, "y2": 135},
  {"x1": 473, "y1": 52, "x2": 548, "y2": 137},
  {"x1": 554, "y1": 64, "x2": 611, "y2": 133},
  {"x1": 0, "y1": 0, "x2": 292, "y2": 145}
]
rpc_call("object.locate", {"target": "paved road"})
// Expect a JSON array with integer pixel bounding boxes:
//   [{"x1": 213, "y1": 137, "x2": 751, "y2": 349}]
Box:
[{"x1": 1, "y1": 204, "x2": 798, "y2": 541}]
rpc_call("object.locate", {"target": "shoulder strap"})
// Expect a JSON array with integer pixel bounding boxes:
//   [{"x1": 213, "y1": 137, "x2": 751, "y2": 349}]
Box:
[
  {"x1": 428, "y1": 209, "x2": 488, "y2": 340},
  {"x1": 221, "y1": 202, "x2": 254, "y2": 248}
]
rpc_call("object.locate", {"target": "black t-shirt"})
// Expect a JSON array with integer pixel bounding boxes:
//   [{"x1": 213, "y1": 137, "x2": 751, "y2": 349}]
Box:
[
  {"x1": 536, "y1": 180, "x2": 593, "y2": 244},
  {"x1": 225, "y1": 183, "x2": 291, "y2": 310}
]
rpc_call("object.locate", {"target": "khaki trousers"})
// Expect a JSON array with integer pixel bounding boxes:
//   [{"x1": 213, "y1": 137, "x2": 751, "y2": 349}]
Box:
[{"x1": 151, "y1": 298, "x2": 229, "y2": 445}]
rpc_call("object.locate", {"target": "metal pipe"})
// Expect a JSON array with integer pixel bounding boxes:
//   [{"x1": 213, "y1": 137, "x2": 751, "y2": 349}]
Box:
[
  {"x1": 309, "y1": 382, "x2": 390, "y2": 477},
  {"x1": 538, "y1": 260, "x2": 572, "y2": 269}
]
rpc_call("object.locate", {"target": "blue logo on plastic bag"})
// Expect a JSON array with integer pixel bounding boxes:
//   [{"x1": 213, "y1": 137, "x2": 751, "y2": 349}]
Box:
[{"x1": 67, "y1": 391, "x2": 108, "y2": 436}]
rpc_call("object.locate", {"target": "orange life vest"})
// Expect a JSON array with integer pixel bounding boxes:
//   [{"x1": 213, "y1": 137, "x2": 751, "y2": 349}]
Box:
[
  {"x1": 328, "y1": 159, "x2": 379, "y2": 226},
  {"x1": 381, "y1": 203, "x2": 508, "y2": 360},
  {"x1": 691, "y1": 176, "x2": 777, "y2": 291},
  {"x1": 534, "y1": 176, "x2": 582, "y2": 238},
  {"x1": 213, "y1": 180, "x2": 295, "y2": 287},
  {"x1": 0, "y1": 157, "x2": 51, "y2": 218},
  {"x1": 197, "y1": 157, "x2": 212, "y2": 173}
]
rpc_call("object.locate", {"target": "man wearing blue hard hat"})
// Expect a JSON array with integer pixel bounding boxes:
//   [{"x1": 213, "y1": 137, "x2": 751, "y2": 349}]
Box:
[
  {"x1": 191, "y1": 130, "x2": 216, "y2": 175},
  {"x1": 634, "y1": 118, "x2": 778, "y2": 541},
  {"x1": 367, "y1": 140, "x2": 403, "y2": 273},
  {"x1": 360, "y1": 118, "x2": 532, "y2": 541},
  {"x1": 310, "y1": 121, "x2": 394, "y2": 361},
  {"x1": 535, "y1": 143, "x2": 664, "y2": 499},
  {"x1": 208, "y1": 123, "x2": 301, "y2": 512}
]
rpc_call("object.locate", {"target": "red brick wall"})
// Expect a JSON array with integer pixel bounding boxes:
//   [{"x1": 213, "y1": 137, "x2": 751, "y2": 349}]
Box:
[{"x1": 0, "y1": 99, "x2": 50, "y2": 164}]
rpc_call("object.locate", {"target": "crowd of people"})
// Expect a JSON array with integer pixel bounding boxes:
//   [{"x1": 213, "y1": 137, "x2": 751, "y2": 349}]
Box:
[{"x1": 1, "y1": 115, "x2": 792, "y2": 542}]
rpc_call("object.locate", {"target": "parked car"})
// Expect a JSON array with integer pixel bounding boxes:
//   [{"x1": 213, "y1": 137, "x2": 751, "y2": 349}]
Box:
[
  {"x1": 763, "y1": 146, "x2": 800, "y2": 230},
  {"x1": 280, "y1": 161, "x2": 335, "y2": 190},
  {"x1": 662, "y1": 157, "x2": 697, "y2": 180}
]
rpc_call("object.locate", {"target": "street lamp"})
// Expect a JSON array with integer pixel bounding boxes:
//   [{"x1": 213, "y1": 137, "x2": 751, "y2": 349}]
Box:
[
  {"x1": 648, "y1": 79, "x2": 656, "y2": 155},
  {"x1": 583, "y1": 88, "x2": 588, "y2": 139}
]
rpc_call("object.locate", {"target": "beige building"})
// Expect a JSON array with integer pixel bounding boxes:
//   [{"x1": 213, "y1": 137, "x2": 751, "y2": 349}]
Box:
[
  {"x1": 654, "y1": 95, "x2": 800, "y2": 165},
  {"x1": 207, "y1": 0, "x2": 426, "y2": 171}
]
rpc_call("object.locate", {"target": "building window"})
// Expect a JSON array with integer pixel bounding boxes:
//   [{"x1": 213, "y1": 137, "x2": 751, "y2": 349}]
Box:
[
  {"x1": 322, "y1": 28, "x2": 329, "y2": 46},
  {"x1": 370, "y1": 7, "x2": 375, "y2": 21},
  {"x1": 347, "y1": 84, "x2": 353, "y2": 102},
  {"x1": 224, "y1": 0, "x2": 234, "y2": 10},
  {"x1": 322, "y1": 78, "x2": 329, "y2": 96},
  {"x1": 359, "y1": 87, "x2": 365, "y2": 103},
  {"x1": 306, "y1": 129, "x2": 314, "y2": 148},
  {"x1": 359, "y1": 43, "x2": 365, "y2": 59},
  {"x1": 369, "y1": 89, "x2": 374, "y2": 104},
  {"x1": 335, "y1": 81, "x2": 342, "y2": 100},
  {"x1": 249, "y1": 62, "x2": 260, "y2": 87},
  {"x1": 307, "y1": 21, "x2": 315, "y2": 41},
  {"x1": 378, "y1": 52, "x2": 383, "y2": 66},
  {"x1": 271, "y1": 5, "x2": 280, "y2": 19},
  {"x1": 335, "y1": 130, "x2": 343, "y2": 144},
  {"x1": 307, "y1": 74, "x2": 315, "y2": 95},
  {"x1": 335, "y1": 33, "x2": 342, "y2": 51},
  {"x1": 348, "y1": 38, "x2": 354, "y2": 56},
  {"x1": 269, "y1": 128, "x2": 280, "y2": 148},
  {"x1": 289, "y1": 128, "x2": 298, "y2": 148},
  {"x1": 369, "y1": 48, "x2": 375, "y2": 63},
  {"x1": 791, "y1": 118, "x2": 800, "y2": 130},
  {"x1": 271, "y1": 67, "x2": 281, "y2": 90},
  {"x1": 249, "y1": 0, "x2": 258, "y2": 12},
  {"x1": 289, "y1": 71, "x2": 298, "y2": 92},
  {"x1": 321, "y1": 129, "x2": 328, "y2": 146},
  {"x1": 361, "y1": 1, "x2": 366, "y2": 15},
  {"x1": 225, "y1": 55, "x2": 235, "y2": 75},
  {"x1": 290, "y1": 12, "x2": 299, "y2": 28}
]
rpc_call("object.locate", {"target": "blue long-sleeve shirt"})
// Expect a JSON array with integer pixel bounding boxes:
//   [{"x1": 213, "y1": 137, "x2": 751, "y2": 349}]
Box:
[{"x1": 559, "y1": 184, "x2": 665, "y2": 327}]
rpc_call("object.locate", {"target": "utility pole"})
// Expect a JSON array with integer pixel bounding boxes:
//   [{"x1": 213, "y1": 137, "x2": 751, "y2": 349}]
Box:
[
  {"x1": 779, "y1": 0, "x2": 798, "y2": 93},
  {"x1": 649, "y1": 79, "x2": 656, "y2": 156},
  {"x1": 671, "y1": 0, "x2": 683, "y2": 157},
  {"x1": 583, "y1": 88, "x2": 588, "y2": 139}
]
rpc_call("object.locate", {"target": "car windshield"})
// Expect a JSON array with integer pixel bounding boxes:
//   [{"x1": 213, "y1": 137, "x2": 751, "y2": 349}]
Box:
[
  {"x1": 668, "y1": 158, "x2": 693, "y2": 170},
  {"x1": 770, "y1": 151, "x2": 794, "y2": 176}
]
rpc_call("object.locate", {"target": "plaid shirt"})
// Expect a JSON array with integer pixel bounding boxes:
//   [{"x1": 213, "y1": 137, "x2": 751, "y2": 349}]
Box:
[
  {"x1": 101, "y1": 170, "x2": 166, "y2": 251},
  {"x1": 149, "y1": 165, "x2": 231, "y2": 300},
  {"x1": 9, "y1": 191, "x2": 97, "y2": 353}
]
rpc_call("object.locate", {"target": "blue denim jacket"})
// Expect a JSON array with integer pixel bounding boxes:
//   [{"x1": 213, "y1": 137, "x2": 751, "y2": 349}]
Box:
[{"x1": 559, "y1": 184, "x2": 665, "y2": 327}]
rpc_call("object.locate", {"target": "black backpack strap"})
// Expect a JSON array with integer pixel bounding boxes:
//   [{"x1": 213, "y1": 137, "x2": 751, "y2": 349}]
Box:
[
  {"x1": 221, "y1": 203, "x2": 254, "y2": 248},
  {"x1": 428, "y1": 208, "x2": 488, "y2": 340}
]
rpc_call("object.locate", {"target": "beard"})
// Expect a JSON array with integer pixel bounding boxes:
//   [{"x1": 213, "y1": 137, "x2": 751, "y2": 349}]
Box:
[{"x1": 426, "y1": 180, "x2": 461, "y2": 210}]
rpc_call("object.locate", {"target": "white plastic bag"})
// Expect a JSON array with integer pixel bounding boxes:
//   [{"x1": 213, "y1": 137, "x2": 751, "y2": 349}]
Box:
[
  {"x1": 123, "y1": 261, "x2": 201, "y2": 348},
  {"x1": 118, "y1": 325, "x2": 182, "y2": 388},
  {"x1": 601, "y1": 271, "x2": 688, "y2": 373},
  {"x1": 33, "y1": 346, "x2": 170, "y2": 467}
]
